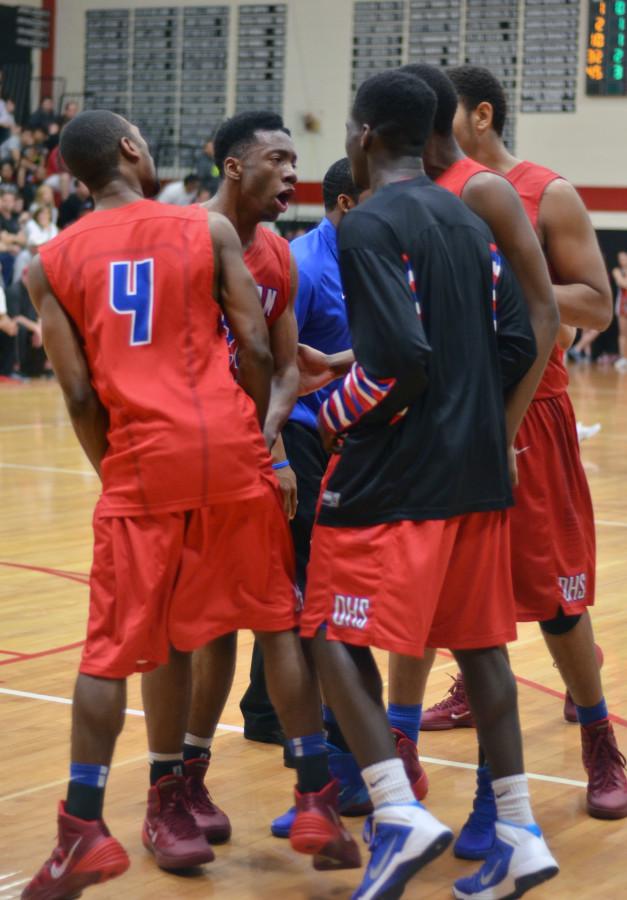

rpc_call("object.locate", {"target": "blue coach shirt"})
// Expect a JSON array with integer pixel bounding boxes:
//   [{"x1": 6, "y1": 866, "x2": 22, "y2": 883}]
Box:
[{"x1": 289, "y1": 216, "x2": 352, "y2": 431}]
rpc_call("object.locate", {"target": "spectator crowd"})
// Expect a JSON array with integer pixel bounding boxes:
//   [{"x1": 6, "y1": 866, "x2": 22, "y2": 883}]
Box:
[{"x1": 0, "y1": 90, "x2": 93, "y2": 380}]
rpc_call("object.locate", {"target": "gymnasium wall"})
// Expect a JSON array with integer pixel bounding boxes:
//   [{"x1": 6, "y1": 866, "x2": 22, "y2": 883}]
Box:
[{"x1": 48, "y1": 0, "x2": 627, "y2": 227}]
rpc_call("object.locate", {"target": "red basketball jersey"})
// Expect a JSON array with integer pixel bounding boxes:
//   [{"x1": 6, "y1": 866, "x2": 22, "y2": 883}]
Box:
[
  {"x1": 244, "y1": 225, "x2": 291, "y2": 328},
  {"x1": 223, "y1": 225, "x2": 291, "y2": 373},
  {"x1": 39, "y1": 199, "x2": 271, "y2": 516},
  {"x1": 435, "y1": 155, "x2": 490, "y2": 195},
  {"x1": 506, "y1": 161, "x2": 568, "y2": 400}
]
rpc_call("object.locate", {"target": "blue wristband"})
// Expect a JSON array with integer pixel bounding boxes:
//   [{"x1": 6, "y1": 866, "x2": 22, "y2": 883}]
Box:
[{"x1": 272, "y1": 460, "x2": 290, "y2": 470}]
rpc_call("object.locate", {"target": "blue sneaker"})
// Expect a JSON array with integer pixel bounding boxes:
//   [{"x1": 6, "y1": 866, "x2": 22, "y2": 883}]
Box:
[
  {"x1": 453, "y1": 821, "x2": 559, "y2": 900},
  {"x1": 328, "y1": 744, "x2": 373, "y2": 817},
  {"x1": 352, "y1": 802, "x2": 452, "y2": 900},
  {"x1": 454, "y1": 765, "x2": 497, "y2": 860},
  {"x1": 271, "y1": 806, "x2": 296, "y2": 838},
  {"x1": 270, "y1": 743, "x2": 372, "y2": 838}
]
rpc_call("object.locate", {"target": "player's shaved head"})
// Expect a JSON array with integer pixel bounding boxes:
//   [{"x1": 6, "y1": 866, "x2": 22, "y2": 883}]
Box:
[
  {"x1": 60, "y1": 110, "x2": 137, "y2": 190},
  {"x1": 448, "y1": 65, "x2": 508, "y2": 136},
  {"x1": 400, "y1": 64, "x2": 458, "y2": 137},
  {"x1": 351, "y1": 70, "x2": 436, "y2": 158},
  {"x1": 213, "y1": 111, "x2": 290, "y2": 175}
]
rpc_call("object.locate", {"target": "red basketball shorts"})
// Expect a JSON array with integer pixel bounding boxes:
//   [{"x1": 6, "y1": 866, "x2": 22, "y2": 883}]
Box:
[
  {"x1": 511, "y1": 392, "x2": 596, "y2": 622},
  {"x1": 80, "y1": 479, "x2": 298, "y2": 679},
  {"x1": 301, "y1": 509, "x2": 516, "y2": 657}
]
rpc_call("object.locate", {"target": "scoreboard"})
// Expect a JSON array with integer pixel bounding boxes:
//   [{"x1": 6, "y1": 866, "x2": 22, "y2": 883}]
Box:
[{"x1": 586, "y1": 0, "x2": 627, "y2": 94}]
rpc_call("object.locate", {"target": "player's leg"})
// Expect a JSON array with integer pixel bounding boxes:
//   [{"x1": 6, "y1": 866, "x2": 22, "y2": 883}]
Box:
[
  {"x1": 300, "y1": 518, "x2": 457, "y2": 898},
  {"x1": 239, "y1": 638, "x2": 283, "y2": 744},
  {"x1": 540, "y1": 609, "x2": 627, "y2": 818},
  {"x1": 187, "y1": 633, "x2": 238, "y2": 754},
  {"x1": 311, "y1": 633, "x2": 452, "y2": 898},
  {"x1": 616, "y1": 313, "x2": 627, "y2": 366},
  {"x1": 256, "y1": 628, "x2": 362, "y2": 870},
  {"x1": 140, "y1": 647, "x2": 217, "y2": 867},
  {"x1": 21, "y1": 674, "x2": 131, "y2": 900},
  {"x1": 141, "y1": 639, "x2": 232, "y2": 848}
]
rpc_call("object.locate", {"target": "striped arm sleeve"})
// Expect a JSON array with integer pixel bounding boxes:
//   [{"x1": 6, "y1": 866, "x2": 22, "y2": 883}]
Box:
[{"x1": 319, "y1": 362, "x2": 397, "y2": 435}]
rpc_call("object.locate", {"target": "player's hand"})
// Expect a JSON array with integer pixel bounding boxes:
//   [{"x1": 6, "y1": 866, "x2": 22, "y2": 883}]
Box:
[
  {"x1": 508, "y1": 445, "x2": 519, "y2": 488},
  {"x1": 297, "y1": 344, "x2": 335, "y2": 396},
  {"x1": 275, "y1": 464, "x2": 298, "y2": 519},
  {"x1": 318, "y1": 419, "x2": 344, "y2": 455}
]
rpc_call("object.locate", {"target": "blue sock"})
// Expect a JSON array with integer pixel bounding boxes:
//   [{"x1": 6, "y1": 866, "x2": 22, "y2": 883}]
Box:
[
  {"x1": 287, "y1": 732, "x2": 329, "y2": 793},
  {"x1": 576, "y1": 697, "x2": 608, "y2": 726},
  {"x1": 66, "y1": 763, "x2": 109, "y2": 820},
  {"x1": 387, "y1": 703, "x2": 422, "y2": 745}
]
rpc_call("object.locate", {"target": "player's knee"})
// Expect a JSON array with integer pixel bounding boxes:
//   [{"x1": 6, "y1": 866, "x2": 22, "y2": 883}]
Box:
[{"x1": 540, "y1": 610, "x2": 581, "y2": 635}]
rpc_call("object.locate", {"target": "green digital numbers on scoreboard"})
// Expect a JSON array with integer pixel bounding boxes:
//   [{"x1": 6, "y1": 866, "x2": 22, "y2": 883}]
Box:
[{"x1": 586, "y1": 0, "x2": 627, "y2": 94}]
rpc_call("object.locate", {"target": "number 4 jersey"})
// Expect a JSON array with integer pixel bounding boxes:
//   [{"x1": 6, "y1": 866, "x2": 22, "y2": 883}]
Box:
[{"x1": 39, "y1": 199, "x2": 273, "y2": 517}]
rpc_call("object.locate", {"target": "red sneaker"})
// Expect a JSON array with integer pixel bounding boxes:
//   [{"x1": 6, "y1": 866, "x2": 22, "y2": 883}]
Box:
[
  {"x1": 421, "y1": 673, "x2": 475, "y2": 730},
  {"x1": 563, "y1": 643, "x2": 604, "y2": 723},
  {"x1": 581, "y1": 721, "x2": 627, "y2": 819},
  {"x1": 21, "y1": 801, "x2": 129, "y2": 900},
  {"x1": 392, "y1": 728, "x2": 429, "y2": 801},
  {"x1": 142, "y1": 774, "x2": 215, "y2": 869},
  {"x1": 184, "y1": 758, "x2": 231, "y2": 843},
  {"x1": 289, "y1": 778, "x2": 362, "y2": 871}
]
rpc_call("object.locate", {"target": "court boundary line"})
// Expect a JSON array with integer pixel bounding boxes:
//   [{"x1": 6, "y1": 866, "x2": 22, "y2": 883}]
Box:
[{"x1": 0, "y1": 686, "x2": 588, "y2": 801}]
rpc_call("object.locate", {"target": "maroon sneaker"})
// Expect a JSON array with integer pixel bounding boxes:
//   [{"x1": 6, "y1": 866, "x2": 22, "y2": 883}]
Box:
[
  {"x1": 581, "y1": 721, "x2": 627, "y2": 819},
  {"x1": 184, "y1": 758, "x2": 231, "y2": 843},
  {"x1": 421, "y1": 673, "x2": 475, "y2": 730},
  {"x1": 142, "y1": 774, "x2": 215, "y2": 869},
  {"x1": 392, "y1": 728, "x2": 429, "y2": 801},
  {"x1": 563, "y1": 643, "x2": 604, "y2": 723},
  {"x1": 289, "y1": 778, "x2": 362, "y2": 871},
  {"x1": 21, "y1": 801, "x2": 129, "y2": 900}
]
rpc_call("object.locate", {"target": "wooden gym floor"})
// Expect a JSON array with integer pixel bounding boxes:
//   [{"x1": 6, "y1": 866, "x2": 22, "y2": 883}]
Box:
[{"x1": 0, "y1": 363, "x2": 626, "y2": 899}]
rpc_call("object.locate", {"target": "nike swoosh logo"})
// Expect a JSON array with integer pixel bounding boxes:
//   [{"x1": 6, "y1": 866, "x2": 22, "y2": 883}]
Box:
[
  {"x1": 371, "y1": 776, "x2": 387, "y2": 788},
  {"x1": 368, "y1": 840, "x2": 398, "y2": 882},
  {"x1": 514, "y1": 446, "x2": 530, "y2": 455},
  {"x1": 479, "y1": 858, "x2": 501, "y2": 887},
  {"x1": 50, "y1": 838, "x2": 81, "y2": 879},
  {"x1": 451, "y1": 712, "x2": 471, "y2": 720},
  {"x1": 495, "y1": 791, "x2": 510, "y2": 799}
]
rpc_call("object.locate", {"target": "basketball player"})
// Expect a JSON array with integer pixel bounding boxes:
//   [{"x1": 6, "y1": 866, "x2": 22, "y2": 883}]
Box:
[
  {"x1": 416, "y1": 63, "x2": 625, "y2": 854},
  {"x1": 611, "y1": 250, "x2": 627, "y2": 370},
  {"x1": 300, "y1": 70, "x2": 558, "y2": 900},
  {"x1": 21, "y1": 111, "x2": 358, "y2": 900},
  {"x1": 378, "y1": 59, "x2": 560, "y2": 763},
  {"x1": 272, "y1": 158, "x2": 429, "y2": 841},
  {"x1": 143, "y1": 112, "x2": 302, "y2": 841}
]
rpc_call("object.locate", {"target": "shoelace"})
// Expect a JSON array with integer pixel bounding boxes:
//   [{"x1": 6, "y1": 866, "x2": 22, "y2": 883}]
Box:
[
  {"x1": 161, "y1": 788, "x2": 202, "y2": 839},
  {"x1": 430, "y1": 674, "x2": 466, "y2": 711},
  {"x1": 588, "y1": 730, "x2": 627, "y2": 791},
  {"x1": 187, "y1": 776, "x2": 217, "y2": 811}
]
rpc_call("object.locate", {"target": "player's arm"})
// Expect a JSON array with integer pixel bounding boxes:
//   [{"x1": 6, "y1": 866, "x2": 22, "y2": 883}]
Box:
[
  {"x1": 27, "y1": 255, "x2": 109, "y2": 476},
  {"x1": 208, "y1": 212, "x2": 273, "y2": 429},
  {"x1": 263, "y1": 253, "x2": 300, "y2": 449},
  {"x1": 540, "y1": 179, "x2": 613, "y2": 331},
  {"x1": 493, "y1": 258, "x2": 538, "y2": 446},
  {"x1": 612, "y1": 267, "x2": 627, "y2": 290},
  {"x1": 320, "y1": 213, "x2": 430, "y2": 449},
  {"x1": 463, "y1": 173, "x2": 558, "y2": 441},
  {"x1": 557, "y1": 324, "x2": 576, "y2": 351},
  {"x1": 297, "y1": 345, "x2": 354, "y2": 396}
]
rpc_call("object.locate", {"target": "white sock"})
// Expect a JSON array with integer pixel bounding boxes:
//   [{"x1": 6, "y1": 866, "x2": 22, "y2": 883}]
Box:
[
  {"x1": 493, "y1": 774, "x2": 535, "y2": 826},
  {"x1": 184, "y1": 732, "x2": 213, "y2": 751},
  {"x1": 362, "y1": 758, "x2": 415, "y2": 809}
]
